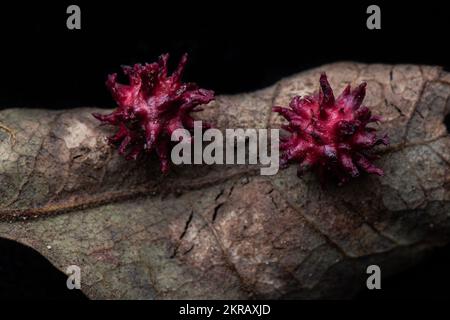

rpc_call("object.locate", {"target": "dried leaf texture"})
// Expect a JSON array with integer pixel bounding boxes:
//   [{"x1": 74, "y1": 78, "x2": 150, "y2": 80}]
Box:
[{"x1": 0, "y1": 63, "x2": 449, "y2": 299}]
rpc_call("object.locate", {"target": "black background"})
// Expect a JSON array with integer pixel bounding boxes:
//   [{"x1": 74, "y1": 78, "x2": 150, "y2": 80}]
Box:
[
  {"x1": 0, "y1": 0, "x2": 449, "y2": 299},
  {"x1": 0, "y1": 1, "x2": 449, "y2": 108}
]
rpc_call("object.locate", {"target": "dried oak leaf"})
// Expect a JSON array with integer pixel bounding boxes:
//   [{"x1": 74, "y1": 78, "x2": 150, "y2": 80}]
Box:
[{"x1": 0, "y1": 63, "x2": 449, "y2": 299}]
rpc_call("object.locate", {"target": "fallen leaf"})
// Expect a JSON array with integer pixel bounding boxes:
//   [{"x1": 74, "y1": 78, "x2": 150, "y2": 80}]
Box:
[{"x1": 0, "y1": 63, "x2": 449, "y2": 299}]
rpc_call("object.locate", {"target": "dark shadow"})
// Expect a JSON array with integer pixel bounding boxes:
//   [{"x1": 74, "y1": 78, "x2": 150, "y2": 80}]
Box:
[
  {"x1": 357, "y1": 244, "x2": 450, "y2": 299},
  {"x1": 0, "y1": 2, "x2": 449, "y2": 109},
  {"x1": 444, "y1": 113, "x2": 450, "y2": 134},
  {"x1": 0, "y1": 237, "x2": 88, "y2": 300}
]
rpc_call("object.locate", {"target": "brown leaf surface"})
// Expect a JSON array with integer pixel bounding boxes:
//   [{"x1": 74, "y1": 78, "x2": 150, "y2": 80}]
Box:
[{"x1": 0, "y1": 63, "x2": 449, "y2": 299}]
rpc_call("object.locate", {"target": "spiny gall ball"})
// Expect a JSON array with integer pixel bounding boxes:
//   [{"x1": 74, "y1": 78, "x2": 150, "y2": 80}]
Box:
[
  {"x1": 93, "y1": 53, "x2": 214, "y2": 173},
  {"x1": 273, "y1": 73, "x2": 389, "y2": 185}
]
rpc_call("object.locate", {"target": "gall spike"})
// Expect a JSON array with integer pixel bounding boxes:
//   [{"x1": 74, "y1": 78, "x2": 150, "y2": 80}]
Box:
[
  {"x1": 273, "y1": 73, "x2": 389, "y2": 185},
  {"x1": 93, "y1": 53, "x2": 214, "y2": 173}
]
